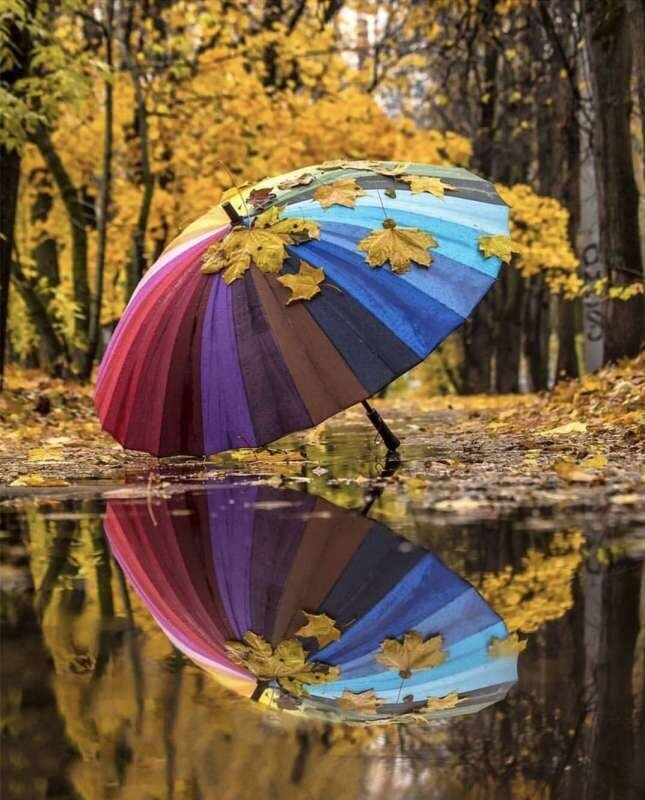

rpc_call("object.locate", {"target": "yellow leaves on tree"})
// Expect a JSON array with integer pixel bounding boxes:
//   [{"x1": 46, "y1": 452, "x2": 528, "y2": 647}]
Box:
[
  {"x1": 496, "y1": 183, "x2": 580, "y2": 297},
  {"x1": 375, "y1": 631, "x2": 446, "y2": 678},
  {"x1": 295, "y1": 611, "x2": 341, "y2": 647},
  {"x1": 313, "y1": 177, "x2": 366, "y2": 208},
  {"x1": 478, "y1": 529, "x2": 584, "y2": 634},
  {"x1": 401, "y1": 175, "x2": 456, "y2": 197},
  {"x1": 225, "y1": 631, "x2": 339, "y2": 696},
  {"x1": 357, "y1": 219, "x2": 438, "y2": 274}
]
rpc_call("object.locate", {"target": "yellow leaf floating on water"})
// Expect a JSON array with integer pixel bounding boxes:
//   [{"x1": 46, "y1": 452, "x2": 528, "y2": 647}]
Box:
[
  {"x1": 9, "y1": 474, "x2": 70, "y2": 487},
  {"x1": 488, "y1": 632, "x2": 527, "y2": 658},
  {"x1": 401, "y1": 175, "x2": 456, "y2": 198},
  {"x1": 225, "y1": 630, "x2": 339, "y2": 694},
  {"x1": 201, "y1": 207, "x2": 319, "y2": 283},
  {"x1": 375, "y1": 631, "x2": 446, "y2": 678},
  {"x1": 313, "y1": 177, "x2": 366, "y2": 209},
  {"x1": 277, "y1": 260, "x2": 325, "y2": 304},
  {"x1": 423, "y1": 692, "x2": 460, "y2": 712},
  {"x1": 295, "y1": 611, "x2": 341, "y2": 647},
  {"x1": 357, "y1": 219, "x2": 438, "y2": 274},
  {"x1": 337, "y1": 689, "x2": 382, "y2": 714},
  {"x1": 478, "y1": 234, "x2": 520, "y2": 263}
]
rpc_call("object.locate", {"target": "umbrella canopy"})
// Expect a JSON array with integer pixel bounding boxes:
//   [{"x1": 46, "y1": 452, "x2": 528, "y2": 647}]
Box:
[
  {"x1": 104, "y1": 482, "x2": 520, "y2": 722},
  {"x1": 95, "y1": 160, "x2": 509, "y2": 456}
]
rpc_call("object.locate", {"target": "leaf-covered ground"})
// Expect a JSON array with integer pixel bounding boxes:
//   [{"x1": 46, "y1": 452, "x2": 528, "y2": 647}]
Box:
[{"x1": 1, "y1": 357, "x2": 643, "y2": 533}]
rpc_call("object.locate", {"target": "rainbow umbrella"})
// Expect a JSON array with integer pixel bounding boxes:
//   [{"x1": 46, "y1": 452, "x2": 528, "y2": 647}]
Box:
[
  {"x1": 95, "y1": 161, "x2": 509, "y2": 456},
  {"x1": 104, "y1": 482, "x2": 520, "y2": 722}
]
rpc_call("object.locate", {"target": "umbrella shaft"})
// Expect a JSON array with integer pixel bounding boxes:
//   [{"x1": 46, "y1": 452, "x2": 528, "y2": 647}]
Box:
[{"x1": 361, "y1": 400, "x2": 400, "y2": 452}]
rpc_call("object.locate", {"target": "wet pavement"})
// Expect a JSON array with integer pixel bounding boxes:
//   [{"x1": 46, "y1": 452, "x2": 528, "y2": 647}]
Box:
[{"x1": 1, "y1": 419, "x2": 644, "y2": 800}]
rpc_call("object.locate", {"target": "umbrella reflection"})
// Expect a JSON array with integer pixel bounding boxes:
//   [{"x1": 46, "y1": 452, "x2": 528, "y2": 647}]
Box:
[{"x1": 104, "y1": 482, "x2": 519, "y2": 723}]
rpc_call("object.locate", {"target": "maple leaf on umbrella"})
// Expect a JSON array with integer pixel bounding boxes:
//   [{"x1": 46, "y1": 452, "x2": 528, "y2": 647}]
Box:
[
  {"x1": 423, "y1": 692, "x2": 460, "y2": 712},
  {"x1": 249, "y1": 187, "x2": 276, "y2": 207},
  {"x1": 487, "y1": 633, "x2": 527, "y2": 658},
  {"x1": 295, "y1": 611, "x2": 341, "y2": 647},
  {"x1": 225, "y1": 630, "x2": 340, "y2": 696},
  {"x1": 401, "y1": 175, "x2": 456, "y2": 198},
  {"x1": 278, "y1": 173, "x2": 315, "y2": 189},
  {"x1": 314, "y1": 177, "x2": 366, "y2": 209},
  {"x1": 337, "y1": 689, "x2": 382, "y2": 714},
  {"x1": 364, "y1": 161, "x2": 410, "y2": 177},
  {"x1": 277, "y1": 260, "x2": 325, "y2": 304},
  {"x1": 375, "y1": 630, "x2": 446, "y2": 678},
  {"x1": 357, "y1": 219, "x2": 438, "y2": 274},
  {"x1": 478, "y1": 234, "x2": 520, "y2": 263},
  {"x1": 201, "y1": 208, "x2": 320, "y2": 282}
]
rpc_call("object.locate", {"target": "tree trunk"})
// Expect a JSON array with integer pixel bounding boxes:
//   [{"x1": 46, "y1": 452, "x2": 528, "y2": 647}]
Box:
[
  {"x1": 32, "y1": 126, "x2": 90, "y2": 366},
  {"x1": 84, "y1": 0, "x2": 114, "y2": 379},
  {"x1": 584, "y1": 0, "x2": 644, "y2": 361},
  {"x1": 496, "y1": 266, "x2": 524, "y2": 393},
  {"x1": 0, "y1": 148, "x2": 19, "y2": 390},
  {"x1": 556, "y1": 298, "x2": 579, "y2": 381},
  {"x1": 524, "y1": 276, "x2": 551, "y2": 391}
]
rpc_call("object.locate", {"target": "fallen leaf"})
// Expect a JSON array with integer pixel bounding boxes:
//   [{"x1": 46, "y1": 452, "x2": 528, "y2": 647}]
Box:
[
  {"x1": 9, "y1": 474, "x2": 70, "y2": 487},
  {"x1": 357, "y1": 219, "x2": 438, "y2": 274},
  {"x1": 278, "y1": 173, "x2": 315, "y2": 189},
  {"x1": 295, "y1": 611, "x2": 341, "y2": 647},
  {"x1": 337, "y1": 689, "x2": 382, "y2": 714},
  {"x1": 433, "y1": 497, "x2": 484, "y2": 512},
  {"x1": 401, "y1": 175, "x2": 456, "y2": 198},
  {"x1": 542, "y1": 421, "x2": 587, "y2": 435},
  {"x1": 478, "y1": 234, "x2": 520, "y2": 263},
  {"x1": 28, "y1": 447, "x2": 65, "y2": 462},
  {"x1": 313, "y1": 177, "x2": 366, "y2": 208},
  {"x1": 488, "y1": 633, "x2": 527, "y2": 658},
  {"x1": 249, "y1": 187, "x2": 276, "y2": 207},
  {"x1": 423, "y1": 692, "x2": 460, "y2": 712},
  {"x1": 365, "y1": 161, "x2": 410, "y2": 176},
  {"x1": 375, "y1": 631, "x2": 446, "y2": 678},
  {"x1": 554, "y1": 459, "x2": 599, "y2": 483},
  {"x1": 201, "y1": 208, "x2": 320, "y2": 282},
  {"x1": 277, "y1": 260, "x2": 325, "y2": 304},
  {"x1": 225, "y1": 630, "x2": 340, "y2": 693},
  {"x1": 581, "y1": 453, "x2": 608, "y2": 469}
]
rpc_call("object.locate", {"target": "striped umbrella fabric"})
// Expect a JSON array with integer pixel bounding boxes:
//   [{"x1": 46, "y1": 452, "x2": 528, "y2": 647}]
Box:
[
  {"x1": 104, "y1": 483, "x2": 519, "y2": 722},
  {"x1": 95, "y1": 161, "x2": 508, "y2": 456}
]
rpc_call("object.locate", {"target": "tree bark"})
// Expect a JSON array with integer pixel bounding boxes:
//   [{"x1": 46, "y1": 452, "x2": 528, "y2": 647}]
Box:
[
  {"x1": 584, "y1": 0, "x2": 644, "y2": 361},
  {"x1": 84, "y1": 0, "x2": 114, "y2": 378},
  {"x1": 0, "y1": 148, "x2": 19, "y2": 390}
]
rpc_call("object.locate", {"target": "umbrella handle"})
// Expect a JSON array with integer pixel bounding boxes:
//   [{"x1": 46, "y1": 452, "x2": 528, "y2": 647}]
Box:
[{"x1": 361, "y1": 400, "x2": 400, "y2": 452}]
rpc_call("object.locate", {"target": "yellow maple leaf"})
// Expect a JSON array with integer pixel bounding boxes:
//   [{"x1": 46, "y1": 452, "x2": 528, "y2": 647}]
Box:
[
  {"x1": 277, "y1": 260, "x2": 325, "y2": 304},
  {"x1": 295, "y1": 611, "x2": 341, "y2": 647},
  {"x1": 401, "y1": 175, "x2": 456, "y2": 198},
  {"x1": 423, "y1": 692, "x2": 460, "y2": 712},
  {"x1": 225, "y1": 630, "x2": 340, "y2": 692},
  {"x1": 337, "y1": 689, "x2": 382, "y2": 714},
  {"x1": 375, "y1": 631, "x2": 446, "y2": 678},
  {"x1": 9, "y1": 474, "x2": 70, "y2": 487},
  {"x1": 313, "y1": 178, "x2": 366, "y2": 208},
  {"x1": 357, "y1": 219, "x2": 438, "y2": 274},
  {"x1": 478, "y1": 234, "x2": 520, "y2": 263},
  {"x1": 278, "y1": 173, "x2": 315, "y2": 189},
  {"x1": 28, "y1": 447, "x2": 65, "y2": 462},
  {"x1": 488, "y1": 633, "x2": 527, "y2": 658},
  {"x1": 201, "y1": 208, "x2": 320, "y2": 282},
  {"x1": 553, "y1": 459, "x2": 598, "y2": 484},
  {"x1": 365, "y1": 161, "x2": 410, "y2": 176}
]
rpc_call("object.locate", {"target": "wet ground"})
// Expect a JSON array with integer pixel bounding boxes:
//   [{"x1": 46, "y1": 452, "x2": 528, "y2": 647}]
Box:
[{"x1": 1, "y1": 406, "x2": 644, "y2": 800}]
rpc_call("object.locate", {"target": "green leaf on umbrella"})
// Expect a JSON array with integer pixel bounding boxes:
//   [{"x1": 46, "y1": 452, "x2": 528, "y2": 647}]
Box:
[{"x1": 357, "y1": 219, "x2": 438, "y2": 274}]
